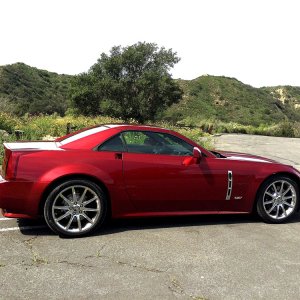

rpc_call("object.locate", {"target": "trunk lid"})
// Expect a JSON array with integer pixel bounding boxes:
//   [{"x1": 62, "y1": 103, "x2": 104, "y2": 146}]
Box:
[{"x1": 2, "y1": 142, "x2": 61, "y2": 180}]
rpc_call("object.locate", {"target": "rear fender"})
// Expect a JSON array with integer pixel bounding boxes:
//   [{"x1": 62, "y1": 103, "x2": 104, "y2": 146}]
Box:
[
  {"x1": 37, "y1": 163, "x2": 133, "y2": 218},
  {"x1": 11, "y1": 164, "x2": 117, "y2": 217},
  {"x1": 39, "y1": 163, "x2": 114, "y2": 185}
]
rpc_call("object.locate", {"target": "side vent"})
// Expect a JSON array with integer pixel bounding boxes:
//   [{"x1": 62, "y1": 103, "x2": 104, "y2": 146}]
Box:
[{"x1": 226, "y1": 171, "x2": 233, "y2": 200}]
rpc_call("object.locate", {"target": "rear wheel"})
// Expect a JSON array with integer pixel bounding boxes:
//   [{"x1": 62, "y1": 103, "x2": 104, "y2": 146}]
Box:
[
  {"x1": 257, "y1": 176, "x2": 299, "y2": 223},
  {"x1": 44, "y1": 179, "x2": 107, "y2": 237}
]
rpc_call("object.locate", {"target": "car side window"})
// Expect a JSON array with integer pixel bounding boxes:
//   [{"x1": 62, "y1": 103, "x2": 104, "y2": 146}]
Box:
[
  {"x1": 98, "y1": 134, "x2": 125, "y2": 152},
  {"x1": 121, "y1": 131, "x2": 193, "y2": 156},
  {"x1": 156, "y1": 133, "x2": 193, "y2": 155},
  {"x1": 122, "y1": 131, "x2": 156, "y2": 154}
]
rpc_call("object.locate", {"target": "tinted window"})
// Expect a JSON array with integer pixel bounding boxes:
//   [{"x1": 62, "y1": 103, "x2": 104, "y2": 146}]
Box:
[
  {"x1": 98, "y1": 134, "x2": 125, "y2": 152},
  {"x1": 155, "y1": 133, "x2": 193, "y2": 155},
  {"x1": 121, "y1": 131, "x2": 193, "y2": 155}
]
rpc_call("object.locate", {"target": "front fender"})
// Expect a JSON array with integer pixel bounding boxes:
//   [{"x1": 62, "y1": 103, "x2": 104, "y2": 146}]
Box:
[{"x1": 243, "y1": 164, "x2": 300, "y2": 212}]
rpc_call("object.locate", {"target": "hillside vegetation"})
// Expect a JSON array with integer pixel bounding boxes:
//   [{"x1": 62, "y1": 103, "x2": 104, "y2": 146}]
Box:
[
  {"x1": 1, "y1": 63, "x2": 300, "y2": 139},
  {"x1": 262, "y1": 86, "x2": 300, "y2": 110},
  {"x1": 162, "y1": 76, "x2": 300, "y2": 126},
  {"x1": 0, "y1": 63, "x2": 72, "y2": 115}
]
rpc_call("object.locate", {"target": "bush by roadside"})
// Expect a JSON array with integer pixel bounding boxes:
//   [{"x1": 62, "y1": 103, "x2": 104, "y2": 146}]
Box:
[{"x1": 177, "y1": 118, "x2": 300, "y2": 138}]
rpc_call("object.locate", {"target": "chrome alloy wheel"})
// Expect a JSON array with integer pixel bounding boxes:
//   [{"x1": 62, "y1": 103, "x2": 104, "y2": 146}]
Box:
[
  {"x1": 263, "y1": 180, "x2": 297, "y2": 220},
  {"x1": 51, "y1": 185, "x2": 101, "y2": 233}
]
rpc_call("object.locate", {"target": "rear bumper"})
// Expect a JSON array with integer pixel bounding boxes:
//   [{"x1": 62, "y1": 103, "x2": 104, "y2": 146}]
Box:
[
  {"x1": 1, "y1": 209, "x2": 36, "y2": 219},
  {"x1": 0, "y1": 175, "x2": 42, "y2": 218}
]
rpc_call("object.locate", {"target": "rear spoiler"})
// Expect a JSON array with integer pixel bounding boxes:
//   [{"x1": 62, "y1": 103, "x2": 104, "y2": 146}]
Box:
[{"x1": 3, "y1": 141, "x2": 62, "y2": 151}]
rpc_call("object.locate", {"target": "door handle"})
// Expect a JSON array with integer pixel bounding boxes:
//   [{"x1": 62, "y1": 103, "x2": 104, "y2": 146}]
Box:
[{"x1": 115, "y1": 153, "x2": 123, "y2": 160}]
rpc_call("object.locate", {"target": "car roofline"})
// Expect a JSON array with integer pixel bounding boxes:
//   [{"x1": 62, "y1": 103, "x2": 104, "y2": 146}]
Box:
[
  {"x1": 105, "y1": 123, "x2": 168, "y2": 130},
  {"x1": 56, "y1": 123, "x2": 170, "y2": 143}
]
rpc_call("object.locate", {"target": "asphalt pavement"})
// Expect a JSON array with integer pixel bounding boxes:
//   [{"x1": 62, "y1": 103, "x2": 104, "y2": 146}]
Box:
[
  {"x1": 1, "y1": 134, "x2": 300, "y2": 300},
  {"x1": 213, "y1": 133, "x2": 300, "y2": 170}
]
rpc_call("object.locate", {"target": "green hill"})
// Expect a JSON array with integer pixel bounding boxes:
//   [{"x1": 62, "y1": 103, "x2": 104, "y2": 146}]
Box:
[
  {"x1": 161, "y1": 75, "x2": 300, "y2": 126},
  {"x1": 1, "y1": 63, "x2": 300, "y2": 128},
  {"x1": 0, "y1": 63, "x2": 72, "y2": 115}
]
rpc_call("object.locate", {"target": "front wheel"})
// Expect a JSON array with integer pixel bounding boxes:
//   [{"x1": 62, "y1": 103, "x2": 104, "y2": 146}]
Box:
[
  {"x1": 44, "y1": 179, "x2": 107, "y2": 237},
  {"x1": 256, "y1": 176, "x2": 299, "y2": 223}
]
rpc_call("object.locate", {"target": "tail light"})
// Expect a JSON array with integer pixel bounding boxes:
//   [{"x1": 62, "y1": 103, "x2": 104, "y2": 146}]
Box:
[
  {"x1": 2, "y1": 147, "x2": 20, "y2": 180},
  {"x1": 2, "y1": 147, "x2": 11, "y2": 178}
]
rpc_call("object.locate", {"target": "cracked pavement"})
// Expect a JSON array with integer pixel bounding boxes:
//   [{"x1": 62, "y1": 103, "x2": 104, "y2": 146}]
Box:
[{"x1": 1, "y1": 134, "x2": 300, "y2": 299}]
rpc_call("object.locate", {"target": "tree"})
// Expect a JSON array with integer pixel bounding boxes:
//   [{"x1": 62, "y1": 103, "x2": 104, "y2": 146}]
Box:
[{"x1": 72, "y1": 42, "x2": 182, "y2": 123}]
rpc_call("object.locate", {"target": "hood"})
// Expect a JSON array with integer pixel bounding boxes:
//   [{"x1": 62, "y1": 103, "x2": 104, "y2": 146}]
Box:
[{"x1": 215, "y1": 150, "x2": 278, "y2": 164}]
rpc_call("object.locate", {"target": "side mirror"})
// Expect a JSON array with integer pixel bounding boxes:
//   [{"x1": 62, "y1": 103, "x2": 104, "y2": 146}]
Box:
[
  {"x1": 182, "y1": 147, "x2": 202, "y2": 166},
  {"x1": 193, "y1": 147, "x2": 202, "y2": 162}
]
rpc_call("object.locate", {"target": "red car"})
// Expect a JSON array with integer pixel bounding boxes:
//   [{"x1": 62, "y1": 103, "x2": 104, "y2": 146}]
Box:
[{"x1": 0, "y1": 124, "x2": 299, "y2": 237}]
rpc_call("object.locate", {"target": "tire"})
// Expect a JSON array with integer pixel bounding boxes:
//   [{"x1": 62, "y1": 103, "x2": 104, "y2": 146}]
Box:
[
  {"x1": 44, "y1": 179, "x2": 107, "y2": 237},
  {"x1": 256, "y1": 176, "x2": 299, "y2": 223}
]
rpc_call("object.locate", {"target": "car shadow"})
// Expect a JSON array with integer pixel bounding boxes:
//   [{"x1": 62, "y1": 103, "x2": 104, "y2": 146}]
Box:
[
  {"x1": 18, "y1": 212, "x2": 300, "y2": 238},
  {"x1": 17, "y1": 218, "x2": 55, "y2": 236}
]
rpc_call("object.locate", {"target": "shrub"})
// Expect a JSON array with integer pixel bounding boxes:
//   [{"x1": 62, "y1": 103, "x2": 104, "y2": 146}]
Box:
[{"x1": 0, "y1": 112, "x2": 20, "y2": 133}]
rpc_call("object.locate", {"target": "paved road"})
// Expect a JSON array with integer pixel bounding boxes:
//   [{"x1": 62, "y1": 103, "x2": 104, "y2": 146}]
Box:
[
  {"x1": 1, "y1": 134, "x2": 300, "y2": 299},
  {"x1": 213, "y1": 133, "x2": 300, "y2": 169}
]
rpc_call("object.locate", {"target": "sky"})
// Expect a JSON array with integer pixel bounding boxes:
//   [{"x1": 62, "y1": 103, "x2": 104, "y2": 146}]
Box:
[{"x1": 0, "y1": 0, "x2": 299, "y2": 87}]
